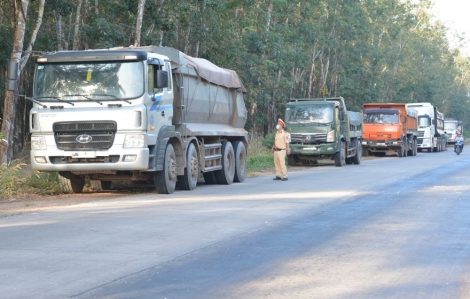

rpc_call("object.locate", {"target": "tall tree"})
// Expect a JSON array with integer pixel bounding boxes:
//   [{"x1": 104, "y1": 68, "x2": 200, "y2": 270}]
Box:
[
  {"x1": 134, "y1": 0, "x2": 146, "y2": 46},
  {"x1": 1, "y1": 0, "x2": 45, "y2": 164}
]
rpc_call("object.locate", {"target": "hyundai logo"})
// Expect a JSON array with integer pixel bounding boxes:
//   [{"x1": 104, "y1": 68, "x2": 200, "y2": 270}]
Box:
[{"x1": 76, "y1": 134, "x2": 93, "y2": 143}]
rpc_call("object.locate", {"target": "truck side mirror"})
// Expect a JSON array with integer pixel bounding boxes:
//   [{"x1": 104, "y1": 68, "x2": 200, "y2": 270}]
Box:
[
  {"x1": 154, "y1": 70, "x2": 168, "y2": 89},
  {"x1": 7, "y1": 60, "x2": 19, "y2": 91},
  {"x1": 339, "y1": 107, "x2": 345, "y2": 121},
  {"x1": 404, "y1": 116, "x2": 407, "y2": 123}
]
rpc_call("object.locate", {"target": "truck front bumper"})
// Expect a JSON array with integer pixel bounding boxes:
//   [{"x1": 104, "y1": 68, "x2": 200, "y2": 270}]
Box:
[
  {"x1": 291, "y1": 143, "x2": 336, "y2": 156},
  {"x1": 417, "y1": 138, "x2": 431, "y2": 148},
  {"x1": 361, "y1": 139, "x2": 401, "y2": 149},
  {"x1": 31, "y1": 146, "x2": 150, "y2": 172}
]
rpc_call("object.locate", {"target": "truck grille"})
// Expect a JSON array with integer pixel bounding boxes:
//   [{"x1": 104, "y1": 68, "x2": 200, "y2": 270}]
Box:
[
  {"x1": 418, "y1": 131, "x2": 425, "y2": 137},
  {"x1": 53, "y1": 121, "x2": 117, "y2": 150},
  {"x1": 290, "y1": 133, "x2": 327, "y2": 144}
]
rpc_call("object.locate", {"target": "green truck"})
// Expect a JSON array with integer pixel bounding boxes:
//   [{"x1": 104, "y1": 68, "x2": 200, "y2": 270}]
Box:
[{"x1": 284, "y1": 97, "x2": 363, "y2": 166}]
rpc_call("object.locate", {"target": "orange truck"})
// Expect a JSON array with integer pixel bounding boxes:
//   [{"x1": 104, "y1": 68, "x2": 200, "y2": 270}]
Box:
[{"x1": 361, "y1": 103, "x2": 418, "y2": 157}]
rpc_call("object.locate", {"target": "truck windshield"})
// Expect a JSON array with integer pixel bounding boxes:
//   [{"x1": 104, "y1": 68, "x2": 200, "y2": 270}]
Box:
[
  {"x1": 286, "y1": 104, "x2": 333, "y2": 124},
  {"x1": 33, "y1": 61, "x2": 144, "y2": 101},
  {"x1": 363, "y1": 113, "x2": 398, "y2": 124},
  {"x1": 418, "y1": 116, "x2": 431, "y2": 127},
  {"x1": 445, "y1": 122, "x2": 457, "y2": 130}
]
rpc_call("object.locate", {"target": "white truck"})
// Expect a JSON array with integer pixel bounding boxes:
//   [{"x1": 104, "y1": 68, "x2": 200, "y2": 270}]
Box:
[
  {"x1": 8, "y1": 46, "x2": 249, "y2": 194},
  {"x1": 444, "y1": 118, "x2": 463, "y2": 144},
  {"x1": 407, "y1": 102, "x2": 445, "y2": 152}
]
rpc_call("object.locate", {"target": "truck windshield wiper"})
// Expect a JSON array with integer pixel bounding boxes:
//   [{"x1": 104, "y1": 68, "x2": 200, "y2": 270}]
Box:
[
  {"x1": 36, "y1": 96, "x2": 74, "y2": 106},
  {"x1": 64, "y1": 94, "x2": 103, "y2": 105},
  {"x1": 89, "y1": 94, "x2": 131, "y2": 104},
  {"x1": 288, "y1": 120, "x2": 305, "y2": 126}
]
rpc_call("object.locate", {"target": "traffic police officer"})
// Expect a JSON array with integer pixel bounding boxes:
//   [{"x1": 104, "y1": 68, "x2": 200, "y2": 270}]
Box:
[{"x1": 272, "y1": 118, "x2": 291, "y2": 181}]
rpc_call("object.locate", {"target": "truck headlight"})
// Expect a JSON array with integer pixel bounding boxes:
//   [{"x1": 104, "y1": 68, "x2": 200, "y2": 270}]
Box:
[
  {"x1": 123, "y1": 134, "x2": 145, "y2": 148},
  {"x1": 327, "y1": 130, "x2": 335, "y2": 142},
  {"x1": 31, "y1": 136, "x2": 47, "y2": 150}
]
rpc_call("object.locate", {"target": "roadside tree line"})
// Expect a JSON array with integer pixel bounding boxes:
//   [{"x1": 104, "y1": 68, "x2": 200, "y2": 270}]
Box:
[{"x1": 1, "y1": 0, "x2": 470, "y2": 163}]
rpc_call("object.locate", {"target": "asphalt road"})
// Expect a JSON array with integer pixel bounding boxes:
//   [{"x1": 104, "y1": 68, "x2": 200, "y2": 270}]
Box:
[{"x1": 1, "y1": 149, "x2": 470, "y2": 299}]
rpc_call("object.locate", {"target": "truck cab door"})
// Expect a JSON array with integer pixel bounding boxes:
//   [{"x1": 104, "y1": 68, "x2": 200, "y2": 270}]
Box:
[{"x1": 147, "y1": 61, "x2": 174, "y2": 138}]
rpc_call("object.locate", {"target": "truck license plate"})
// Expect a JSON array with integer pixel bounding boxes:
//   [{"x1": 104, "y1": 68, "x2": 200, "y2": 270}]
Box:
[
  {"x1": 377, "y1": 143, "x2": 386, "y2": 146},
  {"x1": 70, "y1": 151, "x2": 96, "y2": 158},
  {"x1": 303, "y1": 147, "x2": 317, "y2": 150}
]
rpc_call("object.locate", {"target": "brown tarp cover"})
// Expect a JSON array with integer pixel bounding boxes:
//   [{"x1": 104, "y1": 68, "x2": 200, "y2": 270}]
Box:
[{"x1": 182, "y1": 54, "x2": 246, "y2": 92}]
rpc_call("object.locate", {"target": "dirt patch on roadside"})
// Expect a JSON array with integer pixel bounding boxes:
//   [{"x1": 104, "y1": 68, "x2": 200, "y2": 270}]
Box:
[
  {"x1": 0, "y1": 192, "x2": 135, "y2": 217},
  {"x1": 1, "y1": 157, "x2": 377, "y2": 217}
]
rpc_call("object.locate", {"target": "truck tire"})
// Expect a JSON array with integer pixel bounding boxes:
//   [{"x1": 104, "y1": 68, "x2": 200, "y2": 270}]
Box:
[
  {"x1": 407, "y1": 140, "x2": 414, "y2": 156},
  {"x1": 398, "y1": 144, "x2": 405, "y2": 157},
  {"x1": 177, "y1": 143, "x2": 199, "y2": 191},
  {"x1": 58, "y1": 171, "x2": 85, "y2": 194},
  {"x1": 287, "y1": 155, "x2": 297, "y2": 166},
  {"x1": 352, "y1": 140, "x2": 361, "y2": 165},
  {"x1": 154, "y1": 143, "x2": 177, "y2": 194},
  {"x1": 413, "y1": 139, "x2": 418, "y2": 156},
  {"x1": 203, "y1": 172, "x2": 217, "y2": 184},
  {"x1": 334, "y1": 141, "x2": 346, "y2": 167},
  {"x1": 233, "y1": 141, "x2": 247, "y2": 183},
  {"x1": 89, "y1": 180, "x2": 112, "y2": 191},
  {"x1": 362, "y1": 146, "x2": 369, "y2": 157},
  {"x1": 215, "y1": 141, "x2": 235, "y2": 185}
]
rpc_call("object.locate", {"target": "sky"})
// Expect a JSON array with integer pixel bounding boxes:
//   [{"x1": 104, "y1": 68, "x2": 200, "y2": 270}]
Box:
[{"x1": 430, "y1": 0, "x2": 470, "y2": 55}]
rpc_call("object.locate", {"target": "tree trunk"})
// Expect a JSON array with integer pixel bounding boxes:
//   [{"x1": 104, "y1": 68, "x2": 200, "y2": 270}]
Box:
[
  {"x1": 72, "y1": 0, "x2": 83, "y2": 50},
  {"x1": 20, "y1": 0, "x2": 45, "y2": 70},
  {"x1": 1, "y1": 0, "x2": 29, "y2": 164},
  {"x1": 134, "y1": 0, "x2": 146, "y2": 47}
]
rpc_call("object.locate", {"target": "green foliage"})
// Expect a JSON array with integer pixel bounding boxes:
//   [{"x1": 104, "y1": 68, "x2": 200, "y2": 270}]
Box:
[
  {"x1": 2, "y1": 0, "x2": 470, "y2": 164},
  {"x1": 0, "y1": 160, "x2": 60, "y2": 200},
  {"x1": 247, "y1": 154, "x2": 273, "y2": 173},
  {"x1": 261, "y1": 133, "x2": 275, "y2": 150}
]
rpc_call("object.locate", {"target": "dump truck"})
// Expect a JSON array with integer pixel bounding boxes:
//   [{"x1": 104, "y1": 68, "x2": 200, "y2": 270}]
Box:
[
  {"x1": 407, "y1": 103, "x2": 445, "y2": 152},
  {"x1": 7, "y1": 46, "x2": 249, "y2": 194},
  {"x1": 444, "y1": 118, "x2": 463, "y2": 145},
  {"x1": 361, "y1": 103, "x2": 418, "y2": 157},
  {"x1": 284, "y1": 97, "x2": 363, "y2": 166}
]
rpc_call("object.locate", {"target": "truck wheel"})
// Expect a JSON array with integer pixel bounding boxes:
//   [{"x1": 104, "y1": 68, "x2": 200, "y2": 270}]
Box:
[
  {"x1": 362, "y1": 146, "x2": 369, "y2": 157},
  {"x1": 233, "y1": 141, "x2": 247, "y2": 183},
  {"x1": 407, "y1": 141, "x2": 413, "y2": 156},
  {"x1": 154, "y1": 143, "x2": 177, "y2": 194},
  {"x1": 287, "y1": 154, "x2": 297, "y2": 166},
  {"x1": 58, "y1": 171, "x2": 85, "y2": 194},
  {"x1": 203, "y1": 172, "x2": 217, "y2": 184},
  {"x1": 398, "y1": 144, "x2": 404, "y2": 157},
  {"x1": 215, "y1": 141, "x2": 235, "y2": 185},
  {"x1": 178, "y1": 143, "x2": 199, "y2": 191},
  {"x1": 412, "y1": 140, "x2": 417, "y2": 156},
  {"x1": 353, "y1": 140, "x2": 361, "y2": 165},
  {"x1": 334, "y1": 142, "x2": 346, "y2": 167}
]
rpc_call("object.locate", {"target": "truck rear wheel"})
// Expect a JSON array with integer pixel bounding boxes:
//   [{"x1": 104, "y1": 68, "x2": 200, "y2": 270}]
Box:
[
  {"x1": 58, "y1": 171, "x2": 85, "y2": 194},
  {"x1": 203, "y1": 172, "x2": 217, "y2": 184},
  {"x1": 233, "y1": 141, "x2": 247, "y2": 183},
  {"x1": 215, "y1": 141, "x2": 235, "y2": 185},
  {"x1": 334, "y1": 142, "x2": 346, "y2": 167},
  {"x1": 154, "y1": 143, "x2": 177, "y2": 194},
  {"x1": 177, "y1": 143, "x2": 199, "y2": 191}
]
